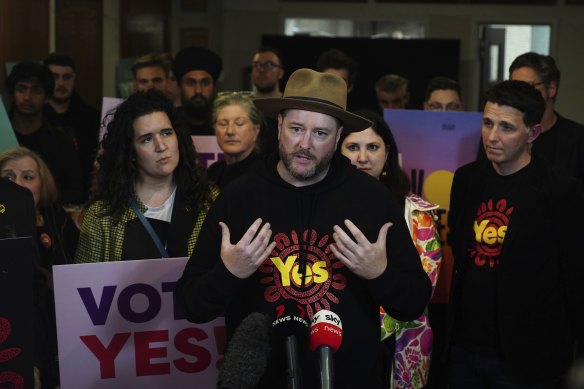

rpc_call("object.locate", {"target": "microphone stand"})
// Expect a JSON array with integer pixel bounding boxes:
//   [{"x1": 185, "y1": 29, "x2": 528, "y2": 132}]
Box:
[
  {"x1": 285, "y1": 335, "x2": 302, "y2": 389},
  {"x1": 318, "y1": 345, "x2": 333, "y2": 389}
]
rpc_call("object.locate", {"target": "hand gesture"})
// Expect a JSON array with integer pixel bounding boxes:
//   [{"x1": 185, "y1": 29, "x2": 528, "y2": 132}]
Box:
[
  {"x1": 330, "y1": 219, "x2": 392, "y2": 279},
  {"x1": 220, "y1": 218, "x2": 277, "y2": 279}
]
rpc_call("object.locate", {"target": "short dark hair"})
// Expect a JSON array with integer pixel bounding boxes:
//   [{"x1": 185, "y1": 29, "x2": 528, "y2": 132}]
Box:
[
  {"x1": 375, "y1": 74, "x2": 409, "y2": 95},
  {"x1": 43, "y1": 52, "x2": 76, "y2": 70},
  {"x1": 483, "y1": 80, "x2": 545, "y2": 128},
  {"x1": 6, "y1": 61, "x2": 54, "y2": 97},
  {"x1": 316, "y1": 49, "x2": 357, "y2": 87},
  {"x1": 425, "y1": 77, "x2": 462, "y2": 102},
  {"x1": 256, "y1": 46, "x2": 284, "y2": 67},
  {"x1": 509, "y1": 52, "x2": 560, "y2": 101}
]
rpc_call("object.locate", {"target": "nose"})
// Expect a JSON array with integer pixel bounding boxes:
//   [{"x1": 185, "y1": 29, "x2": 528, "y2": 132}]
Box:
[
  {"x1": 226, "y1": 122, "x2": 236, "y2": 135},
  {"x1": 15, "y1": 176, "x2": 25, "y2": 187},
  {"x1": 153, "y1": 135, "x2": 167, "y2": 152},
  {"x1": 298, "y1": 130, "x2": 312, "y2": 149},
  {"x1": 357, "y1": 148, "x2": 367, "y2": 163},
  {"x1": 485, "y1": 127, "x2": 498, "y2": 143}
]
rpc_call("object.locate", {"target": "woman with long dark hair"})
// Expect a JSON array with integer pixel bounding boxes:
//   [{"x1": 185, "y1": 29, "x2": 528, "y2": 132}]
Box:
[{"x1": 339, "y1": 108, "x2": 442, "y2": 389}]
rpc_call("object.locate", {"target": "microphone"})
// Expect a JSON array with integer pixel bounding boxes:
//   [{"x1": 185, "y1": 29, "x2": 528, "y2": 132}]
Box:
[
  {"x1": 217, "y1": 312, "x2": 272, "y2": 389},
  {"x1": 271, "y1": 300, "x2": 309, "y2": 389},
  {"x1": 309, "y1": 309, "x2": 343, "y2": 389}
]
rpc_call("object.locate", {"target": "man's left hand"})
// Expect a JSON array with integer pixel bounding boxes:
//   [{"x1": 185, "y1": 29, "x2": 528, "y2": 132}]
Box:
[{"x1": 330, "y1": 219, "x2": 392, "y2": 279}]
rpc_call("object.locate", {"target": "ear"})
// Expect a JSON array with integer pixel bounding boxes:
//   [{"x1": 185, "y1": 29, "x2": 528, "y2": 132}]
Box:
[
  {"x1": 546, "y1": 81, "x2": 558, "y2": 101},
  {"x1": 133, "y1": 79, "x2": 139, "y2": 92},
  {"x1": 423, "y1": 101, "x2": 429, "y2": 110},
  {"x1": 253, "y1": 124, "x2": 261, "y2": 139},
  {"x1": 277, "y1": 113, "x2": 283, "y2": 140},
  {"x1": 528, "y1": 124, "x2": 542, "y2": 143},
  {"x1": 277, "y1": 67, "x2": 284, "y2": 80},
  {"x1": 335, "y1": 126, "x2": 344, "y2": 148}
]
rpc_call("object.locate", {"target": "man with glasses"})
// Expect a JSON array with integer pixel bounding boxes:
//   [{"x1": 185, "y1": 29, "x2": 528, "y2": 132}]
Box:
[
  {"x1": 479, "y1": 52, "x2": 584, "y2": 183},
  {"x1": 423, "y1": 76, "x2": 464, "y2": 112},
  {"x1": 251, "y1": 46, "x2": 284, "y2": 154},
  {"x1": 251, "y1": 46, "x2": 284, "y2": 99}
]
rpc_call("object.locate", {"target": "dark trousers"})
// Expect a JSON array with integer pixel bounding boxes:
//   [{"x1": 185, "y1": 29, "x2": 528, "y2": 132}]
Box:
[{"x1": 448, "y1": 345, "x2": 560, "y2": 389}]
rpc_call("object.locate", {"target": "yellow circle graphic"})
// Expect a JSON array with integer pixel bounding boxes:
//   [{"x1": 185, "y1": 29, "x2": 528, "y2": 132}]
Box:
[{"x1": 423, "y1": 170, "x2": 454, "y2": 209}]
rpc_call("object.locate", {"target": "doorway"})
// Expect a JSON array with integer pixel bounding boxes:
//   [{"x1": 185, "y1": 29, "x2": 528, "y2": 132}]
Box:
[{"x1": 478, "y1": 23, "x2": 551, "y2": 99}]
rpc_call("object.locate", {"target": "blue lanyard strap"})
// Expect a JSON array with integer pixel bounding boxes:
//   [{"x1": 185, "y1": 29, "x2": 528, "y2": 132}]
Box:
[{"x1": 128, "y1": 197, "x2": 170, "y2": 258}]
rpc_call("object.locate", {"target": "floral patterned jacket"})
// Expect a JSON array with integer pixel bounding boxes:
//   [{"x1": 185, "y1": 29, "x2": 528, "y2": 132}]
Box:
[{"x1": 380, "y1": 193, "x2": 442, "y2": 389}]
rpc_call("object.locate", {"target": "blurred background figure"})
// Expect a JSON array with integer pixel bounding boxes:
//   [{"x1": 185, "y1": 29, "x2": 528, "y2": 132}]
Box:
[
  {"x1": 131, "y1": 53, "x2": 170, "y2": 93},
  {"x1": 173, "y1": 46, "x2": 222, "y2": 135},
  {"x1": 423, "y1": 76, "x2": 464, "y2": 112},
  {"x1": 0, "y1": 146, "x2": 80, "y2": 389},
  {"x1": 6, "y1": 61, "x2": 84, "y2": 205},
  {"x1": 251, "y1": 46, "x2": 284, "y2": 99},
  {"x1": 159, "y1": 52, "x2": 182, "y2": 107},
  {"x1": 375, "y1": 74, "x2": 410, "y2": 111},
  {"x1": 43, "y1": 53, "x2": 100, "y2": 203},
  {"x1": 0, "y1": 146, "x2": 79, "y2": 272},
  {"x1": 208, "y1": 91, "x2": 262, "y2": 189},
  {"x1": 316, "y1": 48, "x2": 358, "y2": 94}
]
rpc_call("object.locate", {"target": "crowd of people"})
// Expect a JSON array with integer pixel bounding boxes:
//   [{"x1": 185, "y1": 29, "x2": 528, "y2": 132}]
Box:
[{"x1": 1, "y1": 46, "x2": 583, "y2": 389}]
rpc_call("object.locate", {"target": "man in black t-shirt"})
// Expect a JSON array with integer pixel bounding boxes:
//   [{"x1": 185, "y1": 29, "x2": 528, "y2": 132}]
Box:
[{"x1": 448, "y1": 80, "x2": 584, "y2": 388}]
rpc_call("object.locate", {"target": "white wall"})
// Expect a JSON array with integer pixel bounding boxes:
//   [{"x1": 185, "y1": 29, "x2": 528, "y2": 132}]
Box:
[{"x1": 101, "y1": 0, "x2": 584, "y2": 122}]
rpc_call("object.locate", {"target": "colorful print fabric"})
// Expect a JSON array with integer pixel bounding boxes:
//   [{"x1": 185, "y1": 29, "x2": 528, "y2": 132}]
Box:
[{"x1": 380, "y1": 193, "x2": 442, "y2": 389}]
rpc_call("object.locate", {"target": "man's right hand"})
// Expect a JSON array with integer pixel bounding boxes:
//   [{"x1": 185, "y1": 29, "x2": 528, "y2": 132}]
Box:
[{"x1": 220, "y1": 218, "x2": 276, "y2": 279}]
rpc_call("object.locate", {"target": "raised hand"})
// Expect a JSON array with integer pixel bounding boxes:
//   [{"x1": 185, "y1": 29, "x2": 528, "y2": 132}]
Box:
[
  {"x1": 220, "y1": 218, "x2": 277, "y2": 279},
  {"x1": 330, "y1": 219, "x2": 393, "y2": 279}
]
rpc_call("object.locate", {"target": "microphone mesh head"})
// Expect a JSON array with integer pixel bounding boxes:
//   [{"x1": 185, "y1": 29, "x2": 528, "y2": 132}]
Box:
[{"x1": 217, "y1": 312, "x2": 272, "y2": 389}]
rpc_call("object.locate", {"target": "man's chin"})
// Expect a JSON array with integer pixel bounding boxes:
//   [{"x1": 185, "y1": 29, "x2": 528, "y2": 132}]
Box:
[
  {"x1": 255, "y1": 84, "x2": 276, "y2": 94},
  {"x1": 52, "y1": 95, "x2": 71, "y2": 104}
]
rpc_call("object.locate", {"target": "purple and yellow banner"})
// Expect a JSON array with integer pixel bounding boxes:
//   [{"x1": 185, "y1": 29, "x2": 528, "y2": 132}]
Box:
[
  {"x1": 385, "y1": 109, "x2": 482, "y2": 302},
  {"x1": 54, "y1": 258, "x2": 225, "y2": 388}
]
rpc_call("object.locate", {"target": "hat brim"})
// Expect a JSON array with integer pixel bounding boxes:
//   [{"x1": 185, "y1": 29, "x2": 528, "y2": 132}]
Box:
[{"x1": 254, "y1": 97, "x2": 372, "y2": 132}]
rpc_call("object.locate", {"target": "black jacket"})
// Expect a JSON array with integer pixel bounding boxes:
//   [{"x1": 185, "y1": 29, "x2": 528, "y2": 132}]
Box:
[
  {"x1": 178, "y1": 152, "x2": 431, "y2": 389},
  {"x1": 448, "y1": 157, "x2": 584, "y2": 383}
]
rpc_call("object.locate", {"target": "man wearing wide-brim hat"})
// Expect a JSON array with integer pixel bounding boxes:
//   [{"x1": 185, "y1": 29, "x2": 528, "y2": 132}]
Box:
[{"x1": 177, "y1": 68, "x2": 431, "y2": 389}]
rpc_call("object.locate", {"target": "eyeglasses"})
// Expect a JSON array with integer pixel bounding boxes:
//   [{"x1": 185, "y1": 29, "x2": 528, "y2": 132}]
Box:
[
  {"x1": 252, "y1": 61, "x2": 280, "y2": 71},
  {"x1": 427, "y1": 103, "x2": 462, "y2": 112},
  {"x1": 217, "y1": 90, "x2": 255, "y2": 98}
]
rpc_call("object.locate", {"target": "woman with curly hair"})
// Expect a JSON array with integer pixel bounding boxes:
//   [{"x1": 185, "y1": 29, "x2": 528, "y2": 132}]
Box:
[
  {"x1": 75, "y1": 89, "x2": 217, "y2": 262},
  {"x1": 339, "y1": 109, "x2": 442, "y2": 389}
]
